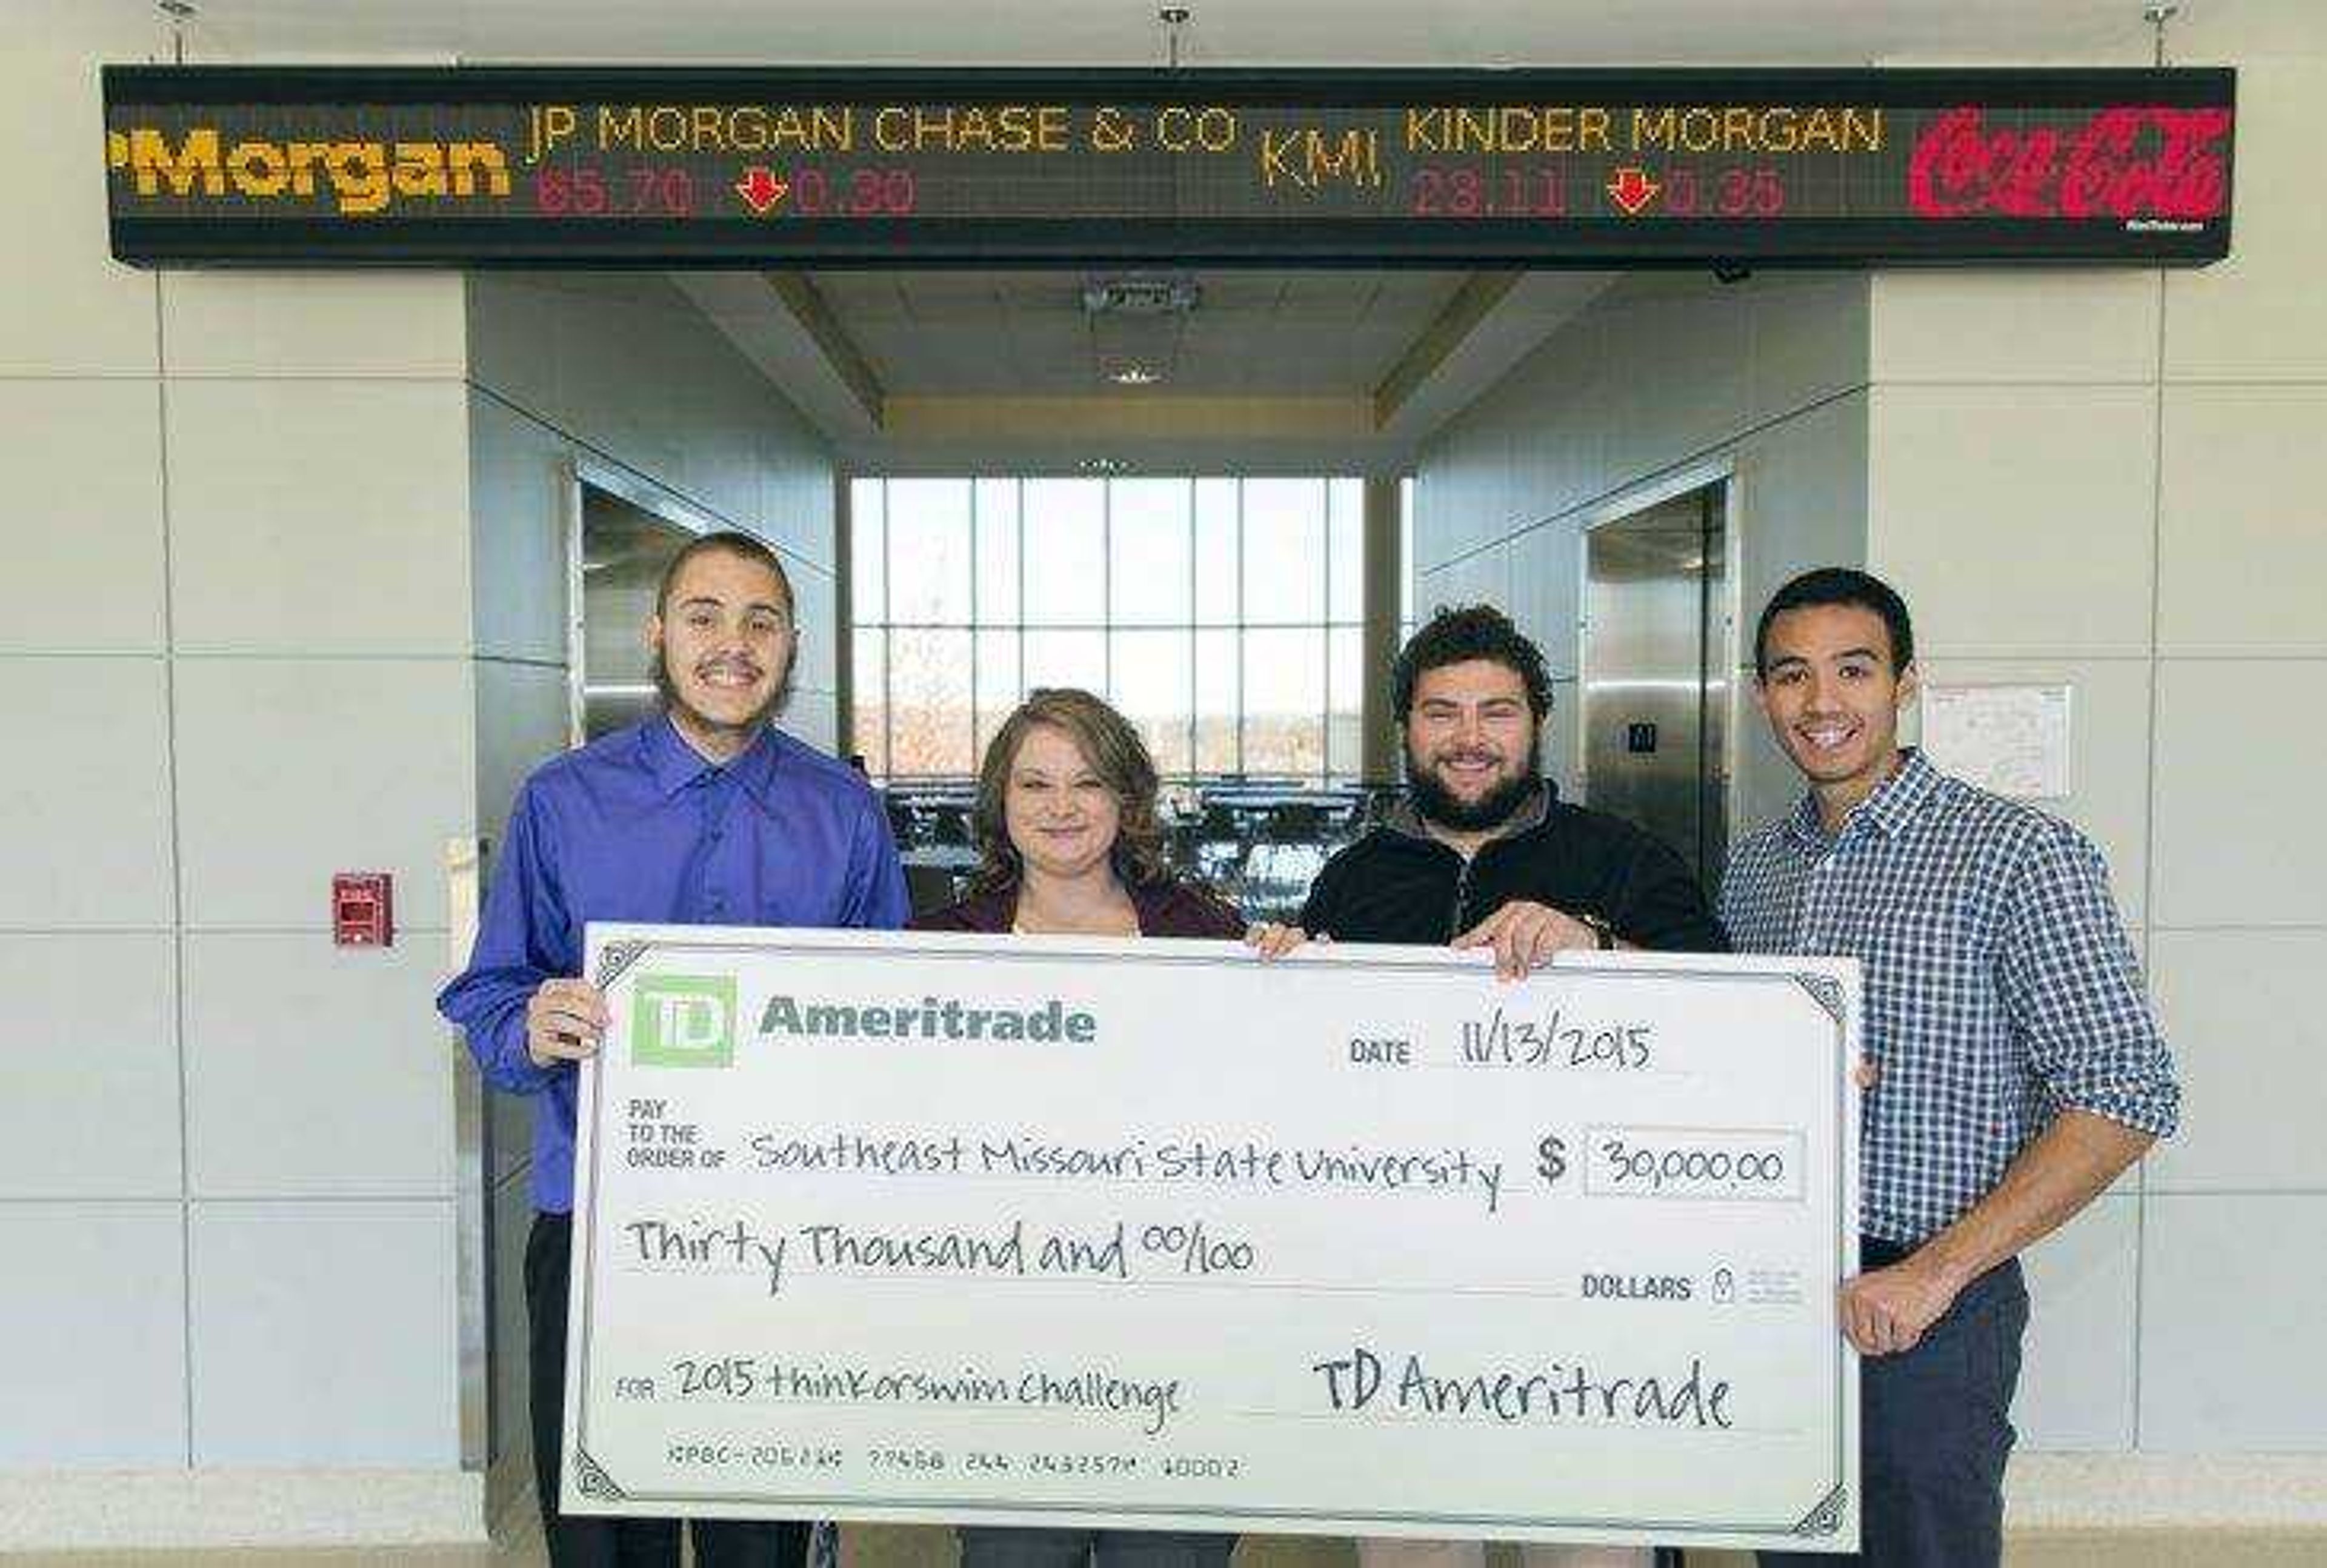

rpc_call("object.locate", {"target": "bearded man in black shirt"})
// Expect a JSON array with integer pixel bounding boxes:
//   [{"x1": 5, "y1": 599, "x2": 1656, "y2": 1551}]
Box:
[{"x1": 1302, "y1": 604, "x2": 1726, "y2": 969}]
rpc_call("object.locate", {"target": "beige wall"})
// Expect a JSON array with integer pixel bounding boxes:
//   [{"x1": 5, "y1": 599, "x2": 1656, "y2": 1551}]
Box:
[
  {"x1": 0, "y1": 22, "x2": 479, "y2": 1540},
  {"x1": 0, "y1": 31, "x2": 841, "y2": 1552},
  {"x1": 1863, "y1": 23, "x2": 2327, "y2": 1464}
]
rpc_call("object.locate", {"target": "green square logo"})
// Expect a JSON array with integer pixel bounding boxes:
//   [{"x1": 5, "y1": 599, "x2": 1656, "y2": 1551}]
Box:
[{"x1": 630, "y1": 974, "x2": 737, "y2": 1068}]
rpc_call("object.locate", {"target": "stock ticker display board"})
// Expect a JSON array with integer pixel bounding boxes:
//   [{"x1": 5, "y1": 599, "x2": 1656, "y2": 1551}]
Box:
[{"x1": 102, "y1": 66, "x2": 2235, "y2": 268}]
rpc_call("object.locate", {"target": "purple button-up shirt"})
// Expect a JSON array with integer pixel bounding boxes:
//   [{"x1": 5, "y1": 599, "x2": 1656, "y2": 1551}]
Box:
[{"x1": 438, "y1": 714, "x2": 908, "y2": 1212}]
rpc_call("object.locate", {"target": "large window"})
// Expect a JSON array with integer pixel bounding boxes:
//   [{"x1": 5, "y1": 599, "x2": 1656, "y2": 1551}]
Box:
[{"x1": 851, "y1": 476, "x2": 1366, "y2": 782}]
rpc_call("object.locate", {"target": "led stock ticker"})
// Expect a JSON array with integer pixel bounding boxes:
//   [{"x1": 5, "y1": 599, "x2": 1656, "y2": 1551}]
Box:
[{"x1": 102, "y1": 66, "x2": 2235, "y2": 267}]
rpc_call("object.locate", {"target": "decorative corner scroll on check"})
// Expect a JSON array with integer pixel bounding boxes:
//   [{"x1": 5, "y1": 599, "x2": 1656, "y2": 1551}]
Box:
[
  {"x1": 573, "y1": 1447, "x2": 627, "y2": 1502},
  {"x1": 1792, "y1": 1482, "x2": 1848, "y2": 1536},
  {"x1": 594, "y1": 940, "x2": 655, "y2": 991},
  {"x1": 1791, "y1": 972, "x2": 1848, "y2": 1027}
]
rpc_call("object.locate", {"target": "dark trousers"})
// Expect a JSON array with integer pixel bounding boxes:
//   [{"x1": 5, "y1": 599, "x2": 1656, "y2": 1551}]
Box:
[
  {"x1": 1762, "y1": 1240, "x2": 2029, "y2": 1568},
  {"x1": 957, "y1": 1527, "x2": 1236, "y2": 1568},
  {"x1": 528, "y1": 1212, "x2": 811, "y2": 1568}
]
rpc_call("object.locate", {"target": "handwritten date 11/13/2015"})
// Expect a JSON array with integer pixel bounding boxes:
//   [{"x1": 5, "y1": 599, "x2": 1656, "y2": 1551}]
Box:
[{"x1": 1460, "y1": 1006, "x2": 1653, "y2": 1070}]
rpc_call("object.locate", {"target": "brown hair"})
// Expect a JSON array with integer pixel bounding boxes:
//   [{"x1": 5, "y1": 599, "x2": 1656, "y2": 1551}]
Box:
[
  {"x1": 655, "y1": 530, "x2": 794, "y2": 619},
  {"x1": 970, "y1": 688, "x2": 1171, "y2": 893}
]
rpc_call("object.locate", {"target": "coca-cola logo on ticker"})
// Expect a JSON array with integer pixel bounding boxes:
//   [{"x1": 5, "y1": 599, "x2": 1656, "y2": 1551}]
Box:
[{"x1": 1908, "y1": 105, "x2": 2231, "y2": 222}]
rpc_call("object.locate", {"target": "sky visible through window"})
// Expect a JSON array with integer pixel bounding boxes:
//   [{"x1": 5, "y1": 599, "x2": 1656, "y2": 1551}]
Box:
[{"x1": 851, "y1": 476, "x2": 1365, "y2": 782}]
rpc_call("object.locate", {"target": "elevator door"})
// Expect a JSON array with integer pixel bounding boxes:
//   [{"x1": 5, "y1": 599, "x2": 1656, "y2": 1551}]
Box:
[
  {"x1": 1579, "y1": 481, "x2": 1731, "y2": 899},
  {"x1": 574, "y1": 481, "x2": 696, "y2": 743}
]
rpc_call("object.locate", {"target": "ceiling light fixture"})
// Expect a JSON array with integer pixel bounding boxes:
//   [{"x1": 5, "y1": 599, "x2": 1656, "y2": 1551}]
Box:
[
  {"x1": 1083, "y1": 275, "x2": 1200, "y2": 389},
  {"x1": 1082, "y1": 279, "x2": 1202, "y2": 317}
]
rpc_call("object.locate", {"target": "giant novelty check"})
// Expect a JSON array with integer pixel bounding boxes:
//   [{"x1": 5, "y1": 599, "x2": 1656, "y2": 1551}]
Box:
[{"x1": 564, "y1": 926, "x2": 1862, "y2": 1553}]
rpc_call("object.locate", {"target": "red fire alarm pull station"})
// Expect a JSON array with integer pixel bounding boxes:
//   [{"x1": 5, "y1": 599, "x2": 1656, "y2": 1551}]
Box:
[{"x1": 333, "y1": 872, "x2": 394, "y2": 947}]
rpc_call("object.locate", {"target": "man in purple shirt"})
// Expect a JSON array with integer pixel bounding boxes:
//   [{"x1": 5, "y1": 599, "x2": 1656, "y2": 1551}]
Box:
[{"x1": 440, "y1": 530, "x2": 907, "y2": 1568}]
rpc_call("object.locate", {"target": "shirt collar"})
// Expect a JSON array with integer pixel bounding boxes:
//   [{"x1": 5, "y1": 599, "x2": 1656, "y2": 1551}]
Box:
[
  {"x1": 1385, "y1": 777, "x2": 1556, "y2": 848},
  {"x1": 639, "y1": 713, "x2": 782, "y2": 802},
  {"x1": 1784, "y1": 747, "x2": 1940, "y2": 851}
]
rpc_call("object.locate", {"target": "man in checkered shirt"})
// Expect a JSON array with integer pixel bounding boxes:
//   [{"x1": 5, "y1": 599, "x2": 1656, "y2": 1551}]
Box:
[{"x1": 1727, "y1": 568, "x2": 2178, "y2": 1568}]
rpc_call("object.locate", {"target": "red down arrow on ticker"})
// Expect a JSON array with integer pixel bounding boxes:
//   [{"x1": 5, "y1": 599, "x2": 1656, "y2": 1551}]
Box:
[
  {"x1": 735, "y1": 167, "x2": 790, "y2": 215},
  {"x1": 1606, "y1": 167, "x2": 1660, "y2": 216}
]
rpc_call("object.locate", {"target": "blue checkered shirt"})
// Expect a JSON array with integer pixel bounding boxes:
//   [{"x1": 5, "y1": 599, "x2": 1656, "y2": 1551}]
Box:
[{"x1": 1720, "y1": 749, "x2": 2179, "y2": 1244}]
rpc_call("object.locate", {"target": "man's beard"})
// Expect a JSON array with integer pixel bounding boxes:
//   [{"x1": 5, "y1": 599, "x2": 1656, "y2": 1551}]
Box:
[
  {"x1": 650, "y1": 649, "x2": 790, "y2": 733},
  {"x1": 1407, "y1": 746, "x2": 1542, "y2": 834}
]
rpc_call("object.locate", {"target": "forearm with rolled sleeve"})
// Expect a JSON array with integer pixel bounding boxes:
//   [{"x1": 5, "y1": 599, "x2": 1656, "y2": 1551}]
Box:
[{"x1": 2004, "y1": 823, "x2": 2180, "y2": 1138}]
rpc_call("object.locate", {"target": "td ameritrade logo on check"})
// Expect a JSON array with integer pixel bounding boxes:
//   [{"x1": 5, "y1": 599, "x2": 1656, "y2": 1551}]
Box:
[{"x1": 630, "y1": 974, "x2": 737, "y2": 1069}]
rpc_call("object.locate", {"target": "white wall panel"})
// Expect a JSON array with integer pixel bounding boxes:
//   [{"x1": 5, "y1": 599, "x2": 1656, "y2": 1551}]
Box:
[
  {"x1": 2157, "y1": 384, "x2": 2327, "y2": 658},
  {"x1": 161, "y1": 273, "x2": 466, "y2": 380},
  {"x1": 2148, "y1": 929, "x2": 2327, "y2": 1193},
  {"x1": 189, "y1": 1201, "x2": 459, "y2": 1466},
  {"x1": 0, "y1": 934, "x2": 179, "y2": 1198},
  {"x1": 167, "y1": 379, "x2": 473, "y2": 657},
  {"x1": 0, "y1": 43, "x2": 158, "y2": 377},
  {"x1": 0, "y1": 1203, "x2": 186, "y2": 1467},
  {"x1": 2150, "y1": 659, "x2": 2327, "y2": 929},
  {"x1": 2140, "y1": 1194, "x2": 2327, "y2": 1450},
  {"x1": 1871, "y1": 271, "x2": 2162, "y2": 385},
  {"x1": 0, "y1": 656, "x2": 173, "y2": 928},
  {"x1": 2015, "y1": 1194, "x2": 2140, "y2": 1452},
  {"x1": 184, "y1": 933, "x2": 456, "y2": 1199},
  {"x1": 0, "y1": 379, "x2": 166, "y2": 654},
  {"x1": 174, "y1": 657, "x2": 475, "y2": 929},
  {"x1": 1867, "y1": 385, "x2": 2157, "y2": 659},
  {"x1": 2163, "y1": 57, "x2": 2327, "y2": 384}
]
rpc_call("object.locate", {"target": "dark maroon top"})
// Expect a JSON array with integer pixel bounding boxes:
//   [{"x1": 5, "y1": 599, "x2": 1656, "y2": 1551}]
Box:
[{"x1": 910, "y1": 877, "x2": 1246, "y2": 939}]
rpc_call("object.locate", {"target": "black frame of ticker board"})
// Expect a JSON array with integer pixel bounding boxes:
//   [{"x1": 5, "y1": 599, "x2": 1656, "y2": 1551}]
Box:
[{"x1": 103, "y1": 65, "x2": 2236, "y2": 269}]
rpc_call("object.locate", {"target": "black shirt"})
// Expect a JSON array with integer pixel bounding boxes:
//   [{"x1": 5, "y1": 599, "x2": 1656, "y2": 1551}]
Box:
[{"x1": 1300, "y1": 781, "x2": 1728, "y2": 952}]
